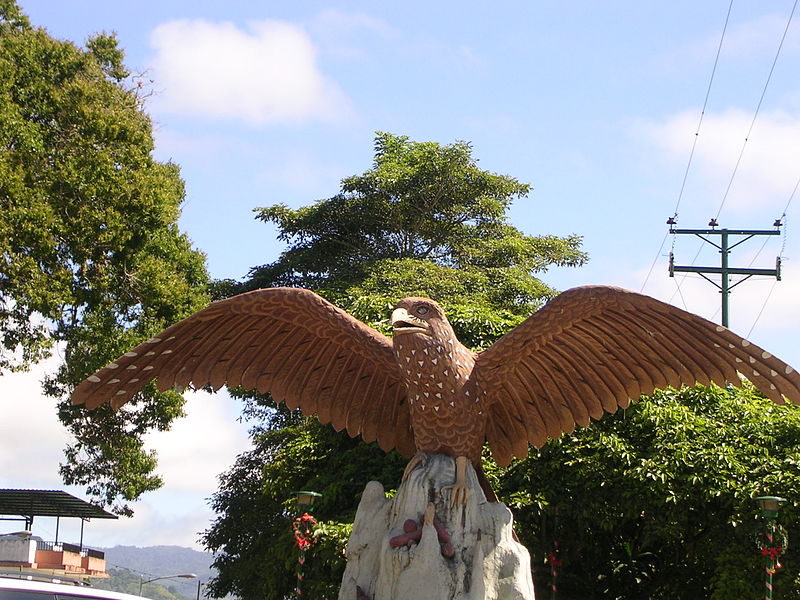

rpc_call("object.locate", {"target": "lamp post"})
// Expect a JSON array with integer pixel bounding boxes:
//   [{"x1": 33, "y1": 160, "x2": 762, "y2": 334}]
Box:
[
  {"x1": 546, "y1": 508, "x2": 561, "y2": 600},
  {"x1": 293, "y1": 490, "x2": 322, "y2": 514},
  {"x1": 291, "y1": 490, "x2": 321, "y2": 598},
  {"x1": 138, "y1": 573, "x2": 197, "y2": 597},
  {"x1": 755, "y1": 496, "x2": 787, "y2": 600}
]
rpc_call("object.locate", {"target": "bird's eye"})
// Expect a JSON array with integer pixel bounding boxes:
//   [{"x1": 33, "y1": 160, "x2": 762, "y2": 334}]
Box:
[{"x1": 416, "y1": 306, "x2": 429, "y2": 316}]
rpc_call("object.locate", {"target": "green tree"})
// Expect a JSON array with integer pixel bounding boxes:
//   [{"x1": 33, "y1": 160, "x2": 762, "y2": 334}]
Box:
[
  {"x1": 0, "y1": 1, "x2": 209, "y2": 513},
  {"x1": 248, "y1": 131, "x2": 586, "y2": 315},
  {"x1": 503, "y1": 384, "x2": 800, "y2": 599},
  {"x1": 203, "y1": 132, "x2": 588, "y2": 599},
  {"x1": 204, "y1": 414, "x2": 407, "y2": 600}
]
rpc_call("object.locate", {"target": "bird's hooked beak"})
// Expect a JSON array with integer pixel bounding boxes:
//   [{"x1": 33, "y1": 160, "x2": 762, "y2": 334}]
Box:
[{"x1": 391, "y1": 308, "x2": 431, "y2": 335}]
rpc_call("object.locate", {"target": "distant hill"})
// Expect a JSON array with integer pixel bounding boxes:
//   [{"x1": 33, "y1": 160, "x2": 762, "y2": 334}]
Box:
[
  {"x1": 94, "y1": 546, "x2": 216, "y2": 600},
  {"x1": 91, "y1": 568, "x2": 187, "y2": 600}
]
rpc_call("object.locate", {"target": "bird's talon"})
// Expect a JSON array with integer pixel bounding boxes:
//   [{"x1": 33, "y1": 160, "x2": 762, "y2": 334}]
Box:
[
  {"x1": 441, "y1": 455, "x2": 472, "y2": 506},
  {"x1": 442, "y1": 483, "x2": 472, "y2": 506},
  {"x1": 401, "y1": 454, "x2": 427, "y2": 482}
]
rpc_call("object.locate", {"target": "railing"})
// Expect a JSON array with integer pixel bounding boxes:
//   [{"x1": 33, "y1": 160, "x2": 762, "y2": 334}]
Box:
[{"x1": 34, "y1": 541, "x2": 104, "y2": 559}]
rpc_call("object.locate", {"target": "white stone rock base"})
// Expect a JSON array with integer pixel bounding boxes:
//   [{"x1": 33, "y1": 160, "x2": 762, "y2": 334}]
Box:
[{"x1": 338, "y1": 453, "x2": 535, "y2": 600}]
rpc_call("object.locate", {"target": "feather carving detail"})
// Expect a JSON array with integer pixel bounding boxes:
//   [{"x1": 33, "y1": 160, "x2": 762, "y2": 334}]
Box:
[{"x1": 72, "y1": 286, "x2": 800, "y2": 473}]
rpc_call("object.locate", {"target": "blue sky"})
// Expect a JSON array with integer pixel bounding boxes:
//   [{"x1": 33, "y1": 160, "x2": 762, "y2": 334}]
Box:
[{"x1": 2, "y1": 1, "x2": 800, "y2": 551}]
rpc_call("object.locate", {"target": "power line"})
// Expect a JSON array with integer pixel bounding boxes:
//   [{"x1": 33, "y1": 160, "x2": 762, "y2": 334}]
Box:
[
  {"x1": 713, "y1": 0, "x2": 798, "y2": 219},
  {"x1": 778, "y1": 174, "x2": 800, "y2": 235},
  {"x1": 745, "y1": 175, "x2": 798, "y2": 335},
  {"x1": 747, "y1": 279, "x2": 780, "y2": 338},
  {"x1": 673, "y1": 0, "x2": 734, "y2": 219},
  {"x1": 663, "y1": 2, "x2": 798, "y2": 317},
  {"x1": 720, "y1": 0, "x2": 800, "y2": 334},
  {"x1": 639, "y1": 231, "x2": 669, "y2": 293},
  {"x1": 671, "y1": 275, "x2": 690, "y2": 311},
  {"x1": 640, "y1": 0, "x2": 733, "y2": 293},
  {"x1": 666, "y1": 223, "x2": 714, "y2": 306}
]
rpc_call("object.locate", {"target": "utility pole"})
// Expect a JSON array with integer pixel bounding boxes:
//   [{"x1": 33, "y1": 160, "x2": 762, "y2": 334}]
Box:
[{"x1": 667, "y1": 218, "x2": 782, "y2": 328}]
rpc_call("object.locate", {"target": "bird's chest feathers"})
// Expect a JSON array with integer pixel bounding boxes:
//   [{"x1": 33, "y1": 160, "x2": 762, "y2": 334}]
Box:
[{"x1": 393, "y1": 336, "x2": 477, "y2": 413}]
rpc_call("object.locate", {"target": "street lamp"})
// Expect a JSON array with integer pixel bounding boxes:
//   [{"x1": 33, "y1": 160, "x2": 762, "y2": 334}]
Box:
[
  {"x1": 755, "y1": 496, "x2": 788, "y2": 600},
  {"x1": 195, "y1": 579, "x2": 204, "y2": 600},
  {"x1": 756, "y1": 496, "x2": 785, "y2": 519},
  {"x1": 139, "y1": 573, "x2": 197, "y2": 596},
  {"x1": 290, "y1": 491, "x2": 322, "y2": 598},
  {"x1": 292, "y1": 490, "x2": 322, "y2": 514}
]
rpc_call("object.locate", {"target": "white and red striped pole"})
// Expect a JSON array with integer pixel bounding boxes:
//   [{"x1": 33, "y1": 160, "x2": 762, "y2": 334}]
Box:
[{"x1": 764, "y1": 527, "x2": 775, "y2": 600}]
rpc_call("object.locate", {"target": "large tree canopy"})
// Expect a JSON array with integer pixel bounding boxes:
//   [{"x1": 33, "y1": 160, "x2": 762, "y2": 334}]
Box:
[
  {"x1": 248, "y1": 132, "x2": 586, "y2": 315},
  {"x1": 0, "y1": 1, "x2": 209, "y2": 513}
]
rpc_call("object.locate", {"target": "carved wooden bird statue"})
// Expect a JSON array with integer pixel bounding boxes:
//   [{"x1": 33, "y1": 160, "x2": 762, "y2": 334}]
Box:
[{"x1": 72, "y1": 286, "x2": 800, "y2": 505}]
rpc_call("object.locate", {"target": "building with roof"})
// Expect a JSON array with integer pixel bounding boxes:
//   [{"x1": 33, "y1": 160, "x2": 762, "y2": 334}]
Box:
[{"x1": 0, "y1": 489, "x2": 117, "y2": 578}]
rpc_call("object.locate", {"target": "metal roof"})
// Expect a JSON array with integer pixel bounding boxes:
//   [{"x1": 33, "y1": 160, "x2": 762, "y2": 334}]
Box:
[{"x1": 0, "y1": 489, "x2": 117, "y2": 521}]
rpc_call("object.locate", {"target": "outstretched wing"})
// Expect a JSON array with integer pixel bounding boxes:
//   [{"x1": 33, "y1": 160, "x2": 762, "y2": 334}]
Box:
[
  {"x1": 72, "y1": 288, "x2": 415, "y2": 457},
  {"x1": 475, "y1": 285, "x2": 800, "y2": 466}
]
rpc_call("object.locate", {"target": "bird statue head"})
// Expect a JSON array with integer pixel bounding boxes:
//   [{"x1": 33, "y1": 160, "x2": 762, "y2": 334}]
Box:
[{"x1": 391, "y1": 298, "x2": 453, "y2": 341}]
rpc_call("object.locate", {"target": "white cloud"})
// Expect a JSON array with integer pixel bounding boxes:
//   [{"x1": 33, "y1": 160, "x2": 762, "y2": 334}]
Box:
[
  {"x1": 144, "y1": 389, "x2": 250, "y2": 494},
  {"x1": 311, "y1": 8, "x2": 395, "y2": 39},
  {"x1": 635, "y1": 108, "x2": 800, "y2": 215},
  {"x1": 84, "y1": 500, "x2": 215, "y2": 549},
  {"x1": 307, "y1": 9, "x2": 397, "y2": 61},
  {"x1": 148, "y1": 18, "x2": 353, "y2": 124},
  {"x1": 0, "y1": 356, "x2": 71, "y2": 486},
  {"x1": 718, "y1": 13, "x2": 800, "y2": 60}
]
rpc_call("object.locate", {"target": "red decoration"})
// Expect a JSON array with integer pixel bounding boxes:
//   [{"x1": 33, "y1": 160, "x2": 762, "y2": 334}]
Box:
[
  {"x1": 761, "y1": 546, "x2": 783, "y2": 561},
  {"x1": 546, "y1": 551, "x2": 563, "y2": 567},
  {"x1": 293, "y1": 513, "x2": 318, "y2": 551},
  {"x1": 756, "y1": 525, "x2": 787, "y2": 577}
]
